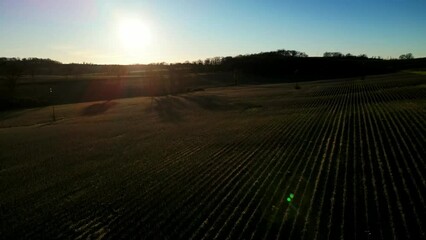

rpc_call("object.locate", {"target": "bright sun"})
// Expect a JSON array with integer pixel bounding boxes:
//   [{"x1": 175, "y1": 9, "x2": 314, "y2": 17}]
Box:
[{"x1": 118, "y1": 18, "x2": 152, "y2": 50}]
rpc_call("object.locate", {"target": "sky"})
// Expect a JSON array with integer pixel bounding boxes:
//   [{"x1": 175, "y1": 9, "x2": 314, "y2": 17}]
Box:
[{"x1": 0, "y1": 0, "x2": 425, "y2": 64}]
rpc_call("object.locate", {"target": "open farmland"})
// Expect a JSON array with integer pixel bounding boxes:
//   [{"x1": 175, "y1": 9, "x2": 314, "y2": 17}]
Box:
[{"x1": 0, "y1": 72, "x2": 425, "y2": 239}]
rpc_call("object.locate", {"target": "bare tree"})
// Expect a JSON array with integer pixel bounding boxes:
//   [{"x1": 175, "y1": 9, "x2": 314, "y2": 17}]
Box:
[
  {"x1": 323, "y1": 52, "x2": 344, "y2": 58},
  {"x1": 399, "y1": 53, "x2": 414, "y2": 60}
]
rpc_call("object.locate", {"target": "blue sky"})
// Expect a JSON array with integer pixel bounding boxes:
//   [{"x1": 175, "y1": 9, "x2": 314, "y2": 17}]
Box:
[{"x1": 0, "y1": 0, "x2": 425, "y2": 64}]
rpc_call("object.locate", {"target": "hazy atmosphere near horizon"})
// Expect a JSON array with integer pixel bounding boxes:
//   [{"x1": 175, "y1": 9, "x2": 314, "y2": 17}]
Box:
[{"x1": 1, "y1": 0, "x2": 426, "y2": 64}]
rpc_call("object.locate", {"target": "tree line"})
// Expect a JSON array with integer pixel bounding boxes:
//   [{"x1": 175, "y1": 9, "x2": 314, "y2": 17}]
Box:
[
  {"x1": 1, "y1": 50, "x2": 424, "y2": 110},
  {"x1": 0, "y1": 50, "x2": 418, "y2": 84}
]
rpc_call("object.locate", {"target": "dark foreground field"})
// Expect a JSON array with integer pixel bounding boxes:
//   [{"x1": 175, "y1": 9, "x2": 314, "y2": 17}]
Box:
[{"x1": 0, "y1": 72, "x2": 425, "y2": 239}]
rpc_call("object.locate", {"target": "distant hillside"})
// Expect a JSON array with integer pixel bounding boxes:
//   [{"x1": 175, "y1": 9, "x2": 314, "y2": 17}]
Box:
[
  {"x1": 1, "y1": 50, "x2": 426, "y2": 110},
  {"x1": 1, "y1": 50, "x2": 426, "y2": 82}
]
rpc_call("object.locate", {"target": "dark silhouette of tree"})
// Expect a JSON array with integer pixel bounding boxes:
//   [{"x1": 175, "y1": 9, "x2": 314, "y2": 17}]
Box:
[
  {"x1": 399, "y1": 53, "x2": 414, "y2": 60},
  {"x1": 204, "y1": 58, "x2": 211, "y2": 66},
  {"x1": 278, "y1": 49, "x2": 308, "y2": 57},
  {"x1": 323, "y1": 52, "x2": 344, "y2": 58}
]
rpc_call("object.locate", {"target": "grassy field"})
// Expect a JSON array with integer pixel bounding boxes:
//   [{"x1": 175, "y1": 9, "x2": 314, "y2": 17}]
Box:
[
  {"x1": 0, "y1": 72, "x2": 425, "y2": 239},
  {"x1": 0, "y1": 72, "x2": 235, "y2": 108}
]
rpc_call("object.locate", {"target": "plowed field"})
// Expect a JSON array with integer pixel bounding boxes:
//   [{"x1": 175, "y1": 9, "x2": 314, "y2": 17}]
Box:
[{"x1": 1, "y1": 72, "x2": 425, "y2": 239}]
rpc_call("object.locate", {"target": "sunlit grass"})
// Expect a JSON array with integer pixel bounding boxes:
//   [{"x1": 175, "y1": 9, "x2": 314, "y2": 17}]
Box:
[{"x1": 405, "y1": 70, "x2": 426, "y2": 75}]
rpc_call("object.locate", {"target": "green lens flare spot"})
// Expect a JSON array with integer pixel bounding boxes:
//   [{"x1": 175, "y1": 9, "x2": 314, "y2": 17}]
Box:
[
  {"x1": 287, "y1": 197, "x2": 291, "y2": 202},
  {"x1": 290, "y1": 193, "x2": 294, "y2": 198}
]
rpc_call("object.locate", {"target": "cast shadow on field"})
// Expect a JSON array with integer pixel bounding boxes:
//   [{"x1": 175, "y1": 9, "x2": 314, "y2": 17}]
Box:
[
  {"x1": 146, "y1": 95, "x2": 232, "y2": 122},
  {"x1": 146, "y1": 96, "x2": 185, "y2": 122},
  {"x1": 0, "y1": 107, "x2": 41, "y2": 121},
  {"x1": 180, "y1": 95, "x2": 231, "y2": 111},
  {"x1": 81, "y1": 101, "x2": 117, "y2": 116}
]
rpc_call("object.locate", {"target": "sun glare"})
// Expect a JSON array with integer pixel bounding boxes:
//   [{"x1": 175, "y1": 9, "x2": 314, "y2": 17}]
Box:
[{"x1": 118, "y1": 18, "x2": 152, "y2": 51}]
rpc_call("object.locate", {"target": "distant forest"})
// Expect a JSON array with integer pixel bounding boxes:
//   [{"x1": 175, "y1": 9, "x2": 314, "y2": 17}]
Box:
[
  {"x1": 1, "y1": 49, "x2": 425, "y2": 110},
  {"x1": 1, "y1": 50, "x2": 424, "y2": 81}
]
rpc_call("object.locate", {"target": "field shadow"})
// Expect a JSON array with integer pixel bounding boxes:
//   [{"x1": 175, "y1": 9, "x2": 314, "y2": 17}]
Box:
[
  {"x1": 0, "y1": 107, "x2": 42, "y2": 121},
  {"x1": 81, "y1": 101, "x2": 117, "y2": 116},
  {"x1": 180, "y1": 95, "x2": 231, "y2": 111},
  {"x1": 241, "y1": 104, "x2": 263, "y2": 112},
  {"x1": 146, "y1": 96, "x2": 185, "y2": 122},
  {"x1": 146, "y1": 94, "x2": 233, "y2": 122}
]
